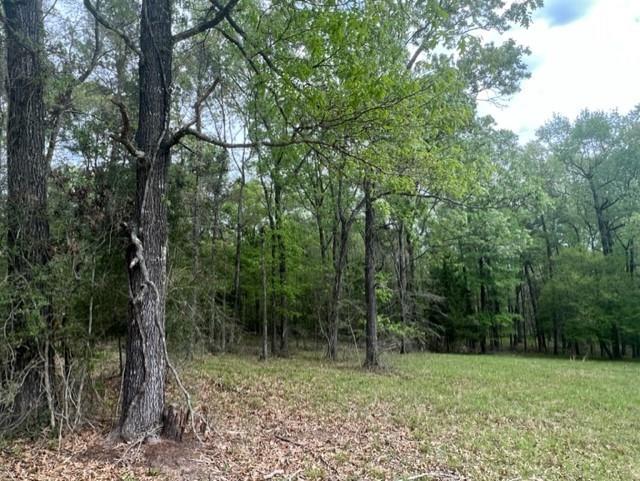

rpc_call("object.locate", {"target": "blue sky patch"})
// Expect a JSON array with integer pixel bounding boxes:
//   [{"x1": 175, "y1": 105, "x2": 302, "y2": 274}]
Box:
[
  {"x1": 525, "y1": 54, "x2": 543, "y2": 72},
  {"x1": 539, "y1": 0, "x2": 596, "y2": 27}
]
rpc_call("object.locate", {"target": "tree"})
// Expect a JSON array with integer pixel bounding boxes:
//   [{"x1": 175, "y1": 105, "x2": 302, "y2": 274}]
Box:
[
  {"x1": 83, "y1": 0, "x2": 239, "y2": 442},
  {"x1": 537, "y1": 109, "x2": 640, "y2": 357},
  {"x1": 3, "y1": 0, "x2": 49, "y2": 424},
  {"x1": 538, "y1": 110, "x2": 640, "y2": 256}
]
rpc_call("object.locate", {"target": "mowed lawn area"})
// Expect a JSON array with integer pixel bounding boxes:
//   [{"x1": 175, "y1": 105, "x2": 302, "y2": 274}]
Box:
[{"x1": 194, "y1": 352, "x2": 640, "y2": 481}]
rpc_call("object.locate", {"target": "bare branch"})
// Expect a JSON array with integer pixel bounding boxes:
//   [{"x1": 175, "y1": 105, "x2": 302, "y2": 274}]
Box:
[
  {"x1": 165, "y1": 123, "x2": 329, "y2": 151},
  {"x1": 194, "y1": 77, "x2": 221, "y2": 114},
  {"x1": 77, "y1": 5, "x2": 103, "y2": 85},
  {"x1": 83, "y1": 0, "x2": 140, "y2": 56},
  {"x1": 166, "y1": 126, "x2": 273, "y2": 150},
  {"x1": 46, "y1": 6, "x2": 103, "y2": 163},
  {"x1": 210, "y1": 0, "x2": 280, "y2": 74},
  {"x1": 172, "y1": 0, "x2": 240, "y2": 44},
  {"x1": 111, "y1": 98, "x2": 146, "y2": 159}
]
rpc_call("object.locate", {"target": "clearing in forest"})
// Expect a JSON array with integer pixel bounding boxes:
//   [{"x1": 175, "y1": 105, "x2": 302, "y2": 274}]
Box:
[{"x1": 1, "y1": 352, "x2": 638, "y2": 481}]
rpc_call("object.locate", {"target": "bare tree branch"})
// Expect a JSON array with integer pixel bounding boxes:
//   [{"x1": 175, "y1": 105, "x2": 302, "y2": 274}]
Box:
[
  {"x1": 209, "y1": 0, "x2": 280, "y2": 74},
  {"x1": 46, "y1": 6, "x2": 104, "y2": 163},
  {"x1": 111, "y1": 98, "x2": 146, "y2": 159},
  {"x1": 172, "y1": 0, "x2": 240, "y2": 44},
  {"x1": 83, "y1": 0, "x2": 140, "y2": 56},
  {"x1": 195, "y1": 77, "x2": 221, "y2": 114}
]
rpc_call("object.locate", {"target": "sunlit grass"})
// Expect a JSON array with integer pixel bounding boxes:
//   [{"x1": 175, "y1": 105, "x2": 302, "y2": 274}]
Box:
[{"x1": 193, "y1": 351, "x2": 640, "y2": 481}]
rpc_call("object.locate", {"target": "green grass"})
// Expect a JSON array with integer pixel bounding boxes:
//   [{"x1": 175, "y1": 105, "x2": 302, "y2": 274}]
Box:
[{"x1": 192, "y1": 351, "x2": 640, "y2": 481}]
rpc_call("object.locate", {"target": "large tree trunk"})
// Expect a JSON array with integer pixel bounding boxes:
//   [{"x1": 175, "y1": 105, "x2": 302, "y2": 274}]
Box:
[
  {"x1": 117, "y1": 0, "x2": 172, "y2": 442},
  {"x1": 3, "y1": 0, "x2": 49, "y2": 421},
  {"x1": 364, "y1": 179, "x2": 378, "y2": 368}
]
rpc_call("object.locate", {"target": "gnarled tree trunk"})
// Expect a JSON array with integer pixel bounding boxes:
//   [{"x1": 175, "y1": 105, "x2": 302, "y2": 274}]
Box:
[{"x1": 117, "y1": 0, "x2": 172, "y2": 442}]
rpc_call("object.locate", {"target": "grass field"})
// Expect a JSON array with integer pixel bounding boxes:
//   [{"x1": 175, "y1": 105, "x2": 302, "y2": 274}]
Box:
[
  {"x1": 193, "y1": 352, "x2": 640, "y2": 481},
  {"x1": 2, "y1": 351, "x2": 639, "y2": 481}
]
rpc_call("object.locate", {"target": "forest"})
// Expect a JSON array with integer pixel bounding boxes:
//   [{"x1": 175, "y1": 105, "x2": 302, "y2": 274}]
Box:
[{"x1": 0, "y1": 0, "x2": 639, "y2": 480}]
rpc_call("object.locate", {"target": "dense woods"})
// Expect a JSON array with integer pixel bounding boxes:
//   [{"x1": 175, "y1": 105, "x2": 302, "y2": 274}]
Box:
[{"x1": 0, "y1": 0, "x2": 638, "y2": 445}]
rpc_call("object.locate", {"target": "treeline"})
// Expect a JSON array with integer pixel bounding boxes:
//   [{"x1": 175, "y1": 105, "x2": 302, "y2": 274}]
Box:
[
  {"x1": 0, "y1": 0, "x2": 638, "y2": 441},
  {"x1": 431, "y1": 110, "x2": 640, "y2": 357}
]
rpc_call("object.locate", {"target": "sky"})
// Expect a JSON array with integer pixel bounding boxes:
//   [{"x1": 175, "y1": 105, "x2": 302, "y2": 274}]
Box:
[{"x1": 478, "y1": 0, "x2": 640, "y2": 142}]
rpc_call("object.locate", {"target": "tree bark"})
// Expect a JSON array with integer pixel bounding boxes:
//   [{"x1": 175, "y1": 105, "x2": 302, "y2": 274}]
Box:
[
  {"x1": 326, "y1": 175, "x2": 346, "y2": 360},
  {"x1": 478, "y1": 257, "x2": 488, "y2": 353},
  {"x1": 630, "y1": 239, "x2": 635, "y2": 277},
  {"x1": 3, "y1": 0, "x2": 49, "y2": 421},
  {"x1": 406, "y1": 228, "x2": 417, "y2": 333},
  {"x1": 270, "y1": 237, "x2": 278, "y2": 356},
  {"x1": 258, "y1": 155, "x2": 289, "y2": 356},
  {"x1": 117, "y1": 0, "x2": 173, "y2": 442},
  {"x1": 274, "y1": 182, "x2": 288, "y2": 356}
]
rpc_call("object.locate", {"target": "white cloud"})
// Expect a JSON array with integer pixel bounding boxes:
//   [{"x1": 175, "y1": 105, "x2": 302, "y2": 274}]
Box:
[{"x1": 478, "y1": 0, "x2": 640, "y2": 142}]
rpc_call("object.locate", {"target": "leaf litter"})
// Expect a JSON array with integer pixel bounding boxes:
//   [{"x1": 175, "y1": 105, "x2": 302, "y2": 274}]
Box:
[{"x1": 0, "y1": 359, "x2": 467, "y2": 481}]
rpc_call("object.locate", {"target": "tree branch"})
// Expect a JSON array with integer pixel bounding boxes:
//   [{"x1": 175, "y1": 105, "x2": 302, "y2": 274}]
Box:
[
  {"x1": 166, "y1": 126, "x2": 285, "y2": 150},
  {"x1": 111, "y1": 98, "x2": 146, "y2": 159},
  {"x1": 194, "y1": 78, "x2": 221, "y2": 114},
  {"x1": 172, "y1": 0, "x2": 240, "y2": 44},
  {"x1": 83, "y1": 0, "x2": 140, "y2": 56},
  {"x1": 210, "y1": 0, "x2": 280, "y2": 74},
  {"x1": 46, "y1": 7, "x2": 103, "y2": 164}
]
